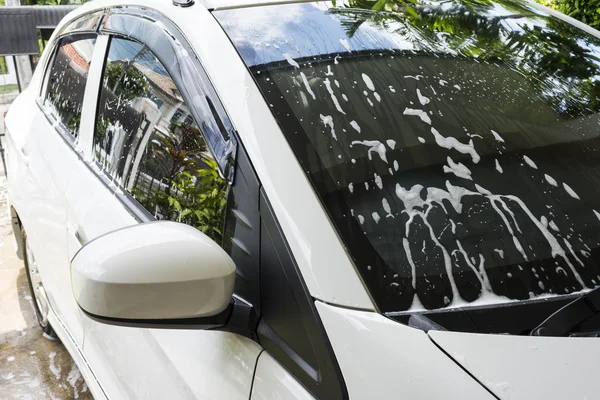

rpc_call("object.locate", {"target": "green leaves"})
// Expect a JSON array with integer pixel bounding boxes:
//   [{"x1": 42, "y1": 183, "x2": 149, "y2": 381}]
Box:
[
  {"x1": 404, "y1": 5, "x2": 419, "y2": 18},
  {"x1": 157, "y1": 155, "x2": 228, "y2": 243},
  {"x1": 180, "y1": 209, "x2": 192, "y2": 219},
  {"x1": 105, "y1": 62, "x2": 149, "y2": 101},
  {"x1": 372, "y1": 0, "x2": 388, "y2": 11},
  {"x1": 343, "y1": 0, "x2": 422, "y2": 19},
  {"x1": 553, "y1": 0, "x2": 600, "y2": 29}
]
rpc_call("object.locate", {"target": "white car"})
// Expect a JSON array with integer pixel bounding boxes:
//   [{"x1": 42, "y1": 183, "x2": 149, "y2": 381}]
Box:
[{"x1": 6, "y1": 0, "x2": 600, "y2": 398}]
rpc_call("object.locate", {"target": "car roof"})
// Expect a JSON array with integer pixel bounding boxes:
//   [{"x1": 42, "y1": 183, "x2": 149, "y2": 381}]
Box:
[
  {"x1": 75, "y1": 0, "x2": 313, "y2": 13},
  {"x1": 203, "y1": 0, "x2": 600, "y2": 39},
  {"x1": 197, "y1": 0, "x2": 313, "y2": 10}
]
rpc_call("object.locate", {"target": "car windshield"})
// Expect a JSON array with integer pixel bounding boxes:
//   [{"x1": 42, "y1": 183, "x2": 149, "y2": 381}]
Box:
[{"x1": 216, "y1": 0, "x2": 600, "y2": 314}]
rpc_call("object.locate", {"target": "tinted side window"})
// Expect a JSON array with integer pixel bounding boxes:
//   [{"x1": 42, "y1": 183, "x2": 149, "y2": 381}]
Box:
[
  {"x1": 44, "y1": 36, "x2": 96, "y2": 138},
  {"x1": 94, "y1": 37, "x2": 228, "y2": 243}
]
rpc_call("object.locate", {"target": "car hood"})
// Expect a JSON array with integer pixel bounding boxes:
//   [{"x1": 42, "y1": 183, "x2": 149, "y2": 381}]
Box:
[{"x1": 429, "y1": 330, "x2": 598, "y2": 400}]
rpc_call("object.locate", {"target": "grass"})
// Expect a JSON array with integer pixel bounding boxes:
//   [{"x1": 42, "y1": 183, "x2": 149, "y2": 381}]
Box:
[{"x1": 0, "y1": 84, "x2": 18, "y2": 96}]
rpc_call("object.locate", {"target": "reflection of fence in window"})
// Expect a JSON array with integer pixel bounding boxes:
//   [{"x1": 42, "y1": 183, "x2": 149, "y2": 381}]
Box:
[
  {"x1": 131, "y1": 159, "x2": 207, "y2": 218},
  {"x1": 122, "y1": 116, "x2": 227, "y2": 234},
  {"x1": 130, "y1": 120, "x2": 201, "y2": 208},
  {"x1": 130, "y1": 170, "x2": 170, "y2": 218},
  {"x1": 130, "y1": 146, "x2": 223, "y2": 228}
]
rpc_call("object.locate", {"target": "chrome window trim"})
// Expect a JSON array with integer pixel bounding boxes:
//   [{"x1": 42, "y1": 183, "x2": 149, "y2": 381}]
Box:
[
  {"x1": 38, "y1": 32, "x2": 99, "y2": 147},
  {"x1": 99, "y1": 7, "x2": 238, "y2": 184}
]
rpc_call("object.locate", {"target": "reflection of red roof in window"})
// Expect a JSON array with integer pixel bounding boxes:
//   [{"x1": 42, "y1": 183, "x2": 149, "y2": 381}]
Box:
[{"x1": 62, "y1": 43, "x2": 89, "y2": 72}]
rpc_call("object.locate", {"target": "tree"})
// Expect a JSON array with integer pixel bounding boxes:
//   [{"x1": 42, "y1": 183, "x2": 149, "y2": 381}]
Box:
[
  {"x1": 554, "y1": 0, "x2": 600, "y2": 28},
  {"x1": 106, "y1": 63, "x2": 149, "y2": 102},
  {"x1": 333, "y1": 0, "x2": 600, "y2": 117},
  {"x1": 133, "y1": 122, "x2": 227, "y2": 243}
]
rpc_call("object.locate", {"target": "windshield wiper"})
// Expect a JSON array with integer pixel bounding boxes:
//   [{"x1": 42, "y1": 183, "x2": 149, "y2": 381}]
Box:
[{"x1": 531, "y1": 286, "x2": 600, "y2": 336}]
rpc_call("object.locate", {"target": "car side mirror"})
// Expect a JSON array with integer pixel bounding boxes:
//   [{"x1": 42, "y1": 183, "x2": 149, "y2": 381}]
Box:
[{"x1": 71, "y1": 221, "x2": 236, "y2": 327}]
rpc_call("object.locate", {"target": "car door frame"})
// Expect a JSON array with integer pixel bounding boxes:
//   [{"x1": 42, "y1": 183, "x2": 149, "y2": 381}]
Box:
[
  {"x1": 57, "y1": 5, "x2": 348, "y2": 399},
  {"x1": 64, "y1": 7, "x2": 238, "y2": 219},
  {"x1": 33, "y1": 24, "x2": 105, "y2": 343},
  {"x1": 75, "y1": 8, "x2": 266, "y2": 328},
  {"x1": 57, "y1": 8, "x2": 264, "y2": 400},
  {"x1": 20, "y1": 13, "x2": 111, "y2": 400}
]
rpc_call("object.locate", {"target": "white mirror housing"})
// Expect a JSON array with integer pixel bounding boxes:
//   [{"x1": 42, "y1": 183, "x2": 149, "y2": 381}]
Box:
[{"x1": 71, "y1": 221, "x2": 236, "y2": 321}]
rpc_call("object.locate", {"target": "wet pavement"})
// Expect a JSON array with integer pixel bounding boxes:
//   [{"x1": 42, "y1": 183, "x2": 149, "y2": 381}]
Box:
[{"x1": 0, "y1": 166, "x2": 93, "y2": 399}]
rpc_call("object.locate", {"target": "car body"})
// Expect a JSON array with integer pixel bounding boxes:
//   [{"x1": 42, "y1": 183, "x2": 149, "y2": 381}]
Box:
[{"x1": 5, "y1": 0, "x2": 600, "y2": 398}]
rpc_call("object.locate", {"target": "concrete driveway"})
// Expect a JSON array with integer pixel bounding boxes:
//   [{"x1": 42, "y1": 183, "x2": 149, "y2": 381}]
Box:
[{"x1": 0, "y1": 114, "x2": 92, "y2": 399}]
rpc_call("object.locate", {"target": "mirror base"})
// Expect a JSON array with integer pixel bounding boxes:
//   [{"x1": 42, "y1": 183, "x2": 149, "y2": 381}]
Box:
[
  {"x1": 80, "y1": 297, "x2": 259, "y2": 339},
  {"x1": 81, "y1": 301, "x2": 234, "y2": 331}
]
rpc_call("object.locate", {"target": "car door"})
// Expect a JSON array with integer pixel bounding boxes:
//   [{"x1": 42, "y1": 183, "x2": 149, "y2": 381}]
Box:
[
  {"x1": 67, "y1": 12, "x2": 262, "y2": 399},
  {"x1": 20, "y1": 30, "x2": 99, "y2": 347}
]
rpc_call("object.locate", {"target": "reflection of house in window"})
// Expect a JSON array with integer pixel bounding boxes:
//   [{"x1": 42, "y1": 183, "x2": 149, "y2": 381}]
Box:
[
  {"x1": 95, "y1": 38, "x2": 215, "y2": 221},
  {"x1": 147, "y1": 92, "x2": 163, "y2": 109},
  {"x1": 123, "y1": 63, "x2": 197, "y2": 193},
  {"x1": 99, "y1": 59, "x2": 184, "y2": 185},
  {"x1": 134, "y1": 63, "x2": 184, "y2": 129},
  {"x1": 172, "y1": 107, "x2": 194, "y2": 126},
  {"x1": 47, "y1": 39, "x2": 95, "y2": 136}
]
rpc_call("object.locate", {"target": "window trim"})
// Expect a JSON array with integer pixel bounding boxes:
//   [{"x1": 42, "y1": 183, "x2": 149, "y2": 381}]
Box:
[
  {"x1": 78, "y1": 34, "x2": 110, "y2": 162},
  {"x1": 37, "y1": 7, "x2": 240, "y2": 225},
  {"x1": 38, "y1": 32, "x2": 99, "y2": 148},
  {"x1": 99, "y1": 8, "x2": 238, "y2": 185},
  {"x1": 90, "y1": 32, "x2": 230, "y2": 225},
  {"x1": 37, "y1": 7, "x2": 349, "y2": 398},
  {"x1": 33, "y1": 5, "x2": 239, "y2": 225},
  {"x1": 38, "y1": 11, "x2": 103, "y2": 101},
  {"x1": 33, "y1": 13, "x2": 151, "y2": 225},
  {"x1": 79, "y1": 8, "x2": 239, "y2": 226}
]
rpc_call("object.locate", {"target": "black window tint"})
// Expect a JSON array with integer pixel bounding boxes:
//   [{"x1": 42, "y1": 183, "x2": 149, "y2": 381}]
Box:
[
  {"x1": 217, "y1": 2, "x2": 600, "y2": 314},
  {"x1": 44, "y1": 36, "x2": 96, "y2": 138},
  {"x1": 94, "y1": 37, "x2": 228, "y2": 243}
]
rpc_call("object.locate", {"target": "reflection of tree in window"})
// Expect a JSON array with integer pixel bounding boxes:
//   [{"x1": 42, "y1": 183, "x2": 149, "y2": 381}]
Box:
[
  {"x1": 106, "y1": 62, "x2": 149, "y2": 101},
  {"x1": 94, "y1": 37, "x2": 228, "y2": 243},
  {"x1": 217, "y1": 1, "x2": 600, "y2": 311}
]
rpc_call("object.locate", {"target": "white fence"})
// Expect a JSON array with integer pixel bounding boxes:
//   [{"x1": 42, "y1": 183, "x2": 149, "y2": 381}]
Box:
[{"x1": 0, "y1": 56, "x2": 17, "y2": 86}]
